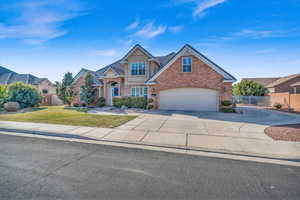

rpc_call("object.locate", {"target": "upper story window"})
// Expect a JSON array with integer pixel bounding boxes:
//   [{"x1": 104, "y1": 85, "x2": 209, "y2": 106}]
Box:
[
  {"x1": 131, "y1": 62, "x2": 145, "y2": 76},
  {"x1": 182, "y1": 57, "x2": 192, "y2": 72}
]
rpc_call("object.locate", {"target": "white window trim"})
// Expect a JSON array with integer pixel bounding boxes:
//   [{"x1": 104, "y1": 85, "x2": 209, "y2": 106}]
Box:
[
  {"x1": 131, "y1": 86, "x2": 148, "y2": 97},
  {"x1": 131, "y1": 62, "x2": 146, "y2": 76},
  {"x1": 182, "y1": 56, "x2": 192, "y2": 72}
]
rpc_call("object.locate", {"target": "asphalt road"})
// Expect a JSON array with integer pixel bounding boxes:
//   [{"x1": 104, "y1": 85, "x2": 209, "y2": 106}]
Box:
[{"x1": 0, "y1": 134, "x2": 299, "y2": 200}]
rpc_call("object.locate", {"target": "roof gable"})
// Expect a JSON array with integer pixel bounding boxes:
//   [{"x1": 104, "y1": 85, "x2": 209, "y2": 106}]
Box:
[
  {"x1": 147, "y1": 44, "x2": 237, "y2": 83},
  {"x1": 121, "y1": 44, "x2": 154, "y2": 61}
]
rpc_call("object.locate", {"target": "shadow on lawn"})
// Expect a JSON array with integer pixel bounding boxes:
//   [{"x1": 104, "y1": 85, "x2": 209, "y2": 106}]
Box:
[{"x1": 0, "y1": 107, "x2": 46, "y2": 115}]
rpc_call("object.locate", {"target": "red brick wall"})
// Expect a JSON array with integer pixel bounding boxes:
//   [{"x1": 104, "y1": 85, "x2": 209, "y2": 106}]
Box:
[
  {"x1": 72, "y1": 76, "x2": 85, "y2": 105},
  {"x1": 149, "y1": 55, "x2": 233, "y2": 108}
]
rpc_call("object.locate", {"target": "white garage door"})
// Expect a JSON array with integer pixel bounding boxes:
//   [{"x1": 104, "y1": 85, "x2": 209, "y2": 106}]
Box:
[{"x1": 159, "y1": 88, "x2": 219, "y2": 111}]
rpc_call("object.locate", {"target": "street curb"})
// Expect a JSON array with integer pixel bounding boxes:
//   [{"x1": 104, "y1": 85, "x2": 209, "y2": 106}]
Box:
[{"x1": 1, "y1": 128, "x2": 300, "y2": 167}]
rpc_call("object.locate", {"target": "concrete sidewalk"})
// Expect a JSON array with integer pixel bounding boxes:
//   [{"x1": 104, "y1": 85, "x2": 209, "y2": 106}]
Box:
[{"x1": 0, "y1": 119, "x2": 299, "y2": 160}]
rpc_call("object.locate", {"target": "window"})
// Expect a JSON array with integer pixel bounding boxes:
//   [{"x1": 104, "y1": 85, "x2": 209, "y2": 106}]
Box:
[
  {"x1": 131, "y1": 87, "x2": 148, "y2": 97},
  {"x1": 131, "y1": 63, "x2": 145, "y2": 75},
  {"x1": 182, "y1": 57, "x2": 192, "y2": 72}
]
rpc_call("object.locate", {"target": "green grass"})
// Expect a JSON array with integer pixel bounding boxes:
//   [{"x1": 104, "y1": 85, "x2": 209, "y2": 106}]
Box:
[{"x1": 0, "y1": 106, "x2": 136, "y2": 128}]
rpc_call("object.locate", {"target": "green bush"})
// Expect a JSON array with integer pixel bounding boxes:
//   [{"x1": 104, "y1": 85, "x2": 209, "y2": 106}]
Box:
[
  {"x1": 113, "y1": 96, "x2": 147, "y2": 109},
  {"x1": 6, "y1": 82, "x2": 41, "y2": 108},
  {"x1": 97, "y1": 97, "x2": 106, "y2": 107},
  {"x1": 274, "y1": 103, "x2": 282, "y2": 110},
  {"x1": 147, "y1": 98, "x2": 154, "y2": 104},
  {"x1": 221, "y1": 100, "x2": 232, "y2": 107},
  {"x1": 147, "y1": 104, "x2": 154, "y2": 110},
  {"x1": 220, "y1": 108, "x2": 235, "y2": 113},
  {"x1": 73, "y1": 103, "x2": 80, "y2": 107}
]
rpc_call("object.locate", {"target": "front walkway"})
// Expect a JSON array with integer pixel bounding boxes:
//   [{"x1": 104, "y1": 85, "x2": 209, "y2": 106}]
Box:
[{"x1": 0, "y1": 107, "x2": 300, "y2": 159}]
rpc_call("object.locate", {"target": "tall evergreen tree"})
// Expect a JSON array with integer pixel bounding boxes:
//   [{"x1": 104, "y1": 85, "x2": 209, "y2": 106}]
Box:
[
  {"x1": 80, "y1": 72, "x2": 96, "y2": 106},
  {"x1": 55, "y1": 72, "x2": 75, "y2": 106}
]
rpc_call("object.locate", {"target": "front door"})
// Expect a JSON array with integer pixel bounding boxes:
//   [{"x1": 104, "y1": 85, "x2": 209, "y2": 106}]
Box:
[{"x1": 110, "y1": 87, "x2": 119, "y2": 105}]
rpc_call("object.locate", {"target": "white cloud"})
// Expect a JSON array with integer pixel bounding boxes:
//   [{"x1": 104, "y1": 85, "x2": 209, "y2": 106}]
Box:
[
  {"x1": 126, "y1": 19, "x2": 139, "y2": 30},
  {"x1": 90, "y1": 49, "x2": 117, "y2": 57},
  {"x1": 172, "y1": 0, "x2": 227, "y2": 18},
  {"x1": 134, "y1": 22, "x2": 167, "y2": 38},
  {"x1": 169, "y1": 25, "x2": 184, "y2": 33},
  {"x1": 193, "y1": 0, "x2": 227, "y2": 17},
  {"x1": 235, "y1": 29, "x2": 274, "y2": 39},
  {"x1": 0, "y1": 0, "x2": 84, "y2": 45}
]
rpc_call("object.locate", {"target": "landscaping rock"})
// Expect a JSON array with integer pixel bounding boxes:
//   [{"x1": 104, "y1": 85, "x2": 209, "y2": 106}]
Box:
[{"x1": 4, "y1": 102, "x2": 20, "y2": 112}]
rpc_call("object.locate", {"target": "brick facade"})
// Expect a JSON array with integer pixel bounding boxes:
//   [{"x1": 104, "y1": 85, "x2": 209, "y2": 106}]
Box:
[
  {"x1": 71, "y1": 45, "x2": 235, "y2": 110},
  {"x1": 149, "y1": 55, "x2": 232, "y2": 109}
]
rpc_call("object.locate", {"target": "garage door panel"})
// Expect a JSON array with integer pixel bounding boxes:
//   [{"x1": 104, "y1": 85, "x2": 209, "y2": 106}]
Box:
[{"x1": 159, "y1": 88, "x2": 219, "y2": 111}]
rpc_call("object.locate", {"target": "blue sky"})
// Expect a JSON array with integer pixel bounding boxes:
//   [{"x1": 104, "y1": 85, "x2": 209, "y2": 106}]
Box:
[{"x1": 0, "y1": 0, "x2": 299, "y2": 82}]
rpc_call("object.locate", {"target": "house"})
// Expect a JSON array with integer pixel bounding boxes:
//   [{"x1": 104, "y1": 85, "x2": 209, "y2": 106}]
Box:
[
  {"x1": 243, "y1": 73, "x2": 300, "y2": 94},
  {"x1": 72, "y1": 44, "x2": 237, "y2": 111},
  {"x1": 0, "y1": 66, "x2": 62, "y2": 105}
]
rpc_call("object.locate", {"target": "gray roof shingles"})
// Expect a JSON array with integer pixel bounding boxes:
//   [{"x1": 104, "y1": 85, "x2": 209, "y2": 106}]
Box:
[
  {"x1": 242, "y1": 77, "x2": 280, "y2": 87},
  {"x1": 0, "y1": 66, "x2": 43, "y2": 85}
]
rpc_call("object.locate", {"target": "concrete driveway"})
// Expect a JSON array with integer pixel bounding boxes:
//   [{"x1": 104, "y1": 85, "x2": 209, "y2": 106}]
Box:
[
  {"x1": 110, "y1": 107, "x2": 300, "y2": 158},
  {"x1": 1, "y1": 107, "x2": 299, "y2": 158}
]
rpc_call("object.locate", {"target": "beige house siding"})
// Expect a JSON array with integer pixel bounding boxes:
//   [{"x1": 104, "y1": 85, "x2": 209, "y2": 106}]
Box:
[
  {"x1": 37, "y1": 79, "x2": 56, "y2": 95},
  {"x1": 125, "y1": 49, "x2": 149, "y2": 84}
]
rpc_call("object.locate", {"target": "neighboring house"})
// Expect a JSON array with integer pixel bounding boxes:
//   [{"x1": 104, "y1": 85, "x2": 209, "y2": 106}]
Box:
[
  {"x1": 243, "y1": 73, "x2": 300, "y2": 94},
  {"x1": 72, "y1": 44, "x2": 236, "y2": 111},
  {"x1": 0, "y1": 66, "x2": 62, "y2": 105}
]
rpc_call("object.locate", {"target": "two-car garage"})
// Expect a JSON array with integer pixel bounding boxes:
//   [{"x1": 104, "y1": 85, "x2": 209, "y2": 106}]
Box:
[{"x1": 159, "y1": 88, "x2": 219, "y2": 111}]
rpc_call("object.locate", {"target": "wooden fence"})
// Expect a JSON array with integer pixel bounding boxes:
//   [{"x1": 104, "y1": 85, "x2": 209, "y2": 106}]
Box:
[{"x1": 268, "y1": 93, "x2": 300, "y2": 111}]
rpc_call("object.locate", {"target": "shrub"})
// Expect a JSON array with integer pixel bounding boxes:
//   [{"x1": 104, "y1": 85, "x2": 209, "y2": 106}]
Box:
[
  {"x1": 221, "y1": 100, "x2": 232, "y2": 107},
  {"x1": 113, "y1": 96, "x2": 147, "y2": 109},
  {"x1": 274, "y1": 103, "x2": 282, "y2": 110},
  {"x1": 73, "y1": 103, "x2": 80, "y2": 107},
  {"x1": 147, "y1": 104, "x2": 154, "y2": 110},
  {"x1": 6, "y1": 82, "x2": 41, "y2": 108},
  {"x1": 80, "y1": 103, "x2": 87, "y2": 107},
  {"x1": 220, "y1": 107, "x2": 235, "y2": 113},
  {"x1": 97, "y1": 97, "x2": 106, "y2": 107},
  {"x1": 4, "y1": 102, "x2": 20, "y2": 112},
  {"x1": 147, "y1": 98, "x2": 154, "y2": 104}
]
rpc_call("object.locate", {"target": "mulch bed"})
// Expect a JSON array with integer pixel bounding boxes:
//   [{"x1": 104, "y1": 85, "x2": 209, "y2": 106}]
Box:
[{"x1": 265, "y1": 124, "x2": 300, "y2": 142}]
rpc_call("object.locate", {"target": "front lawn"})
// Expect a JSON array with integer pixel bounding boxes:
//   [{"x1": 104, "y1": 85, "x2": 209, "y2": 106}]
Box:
[{"x1": 0, "y1": 106, "x2": 136, "y2": 128}]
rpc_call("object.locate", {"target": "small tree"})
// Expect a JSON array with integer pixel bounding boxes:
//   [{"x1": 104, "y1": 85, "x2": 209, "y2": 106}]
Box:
[
  {"x1": 233, "y1": 80, "x2": 268, "y2": 96},
  {"x1": 80, "y1": 72, "x2": 96, "y2": 106},
  {"x1": 6, "y1": 82, "x2": 41, "y2": 108},
  {"x1": 0, "y1": 85, "x2": 7, "y2": 107},
  {"x1": 55, "y1": 72, "x2": 75, "y2": 106}
]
